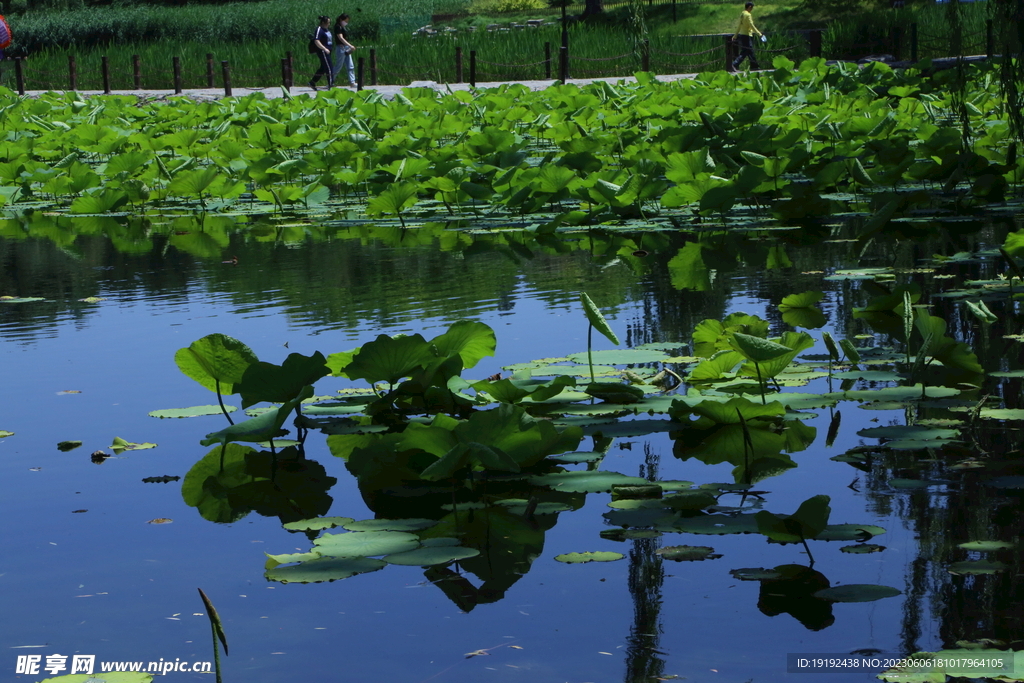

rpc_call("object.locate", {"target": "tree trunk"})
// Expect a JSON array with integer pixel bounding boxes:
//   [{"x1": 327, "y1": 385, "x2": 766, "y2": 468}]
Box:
[{"x1": 582, "y1": 0, "x2": 604, "y2": 18}]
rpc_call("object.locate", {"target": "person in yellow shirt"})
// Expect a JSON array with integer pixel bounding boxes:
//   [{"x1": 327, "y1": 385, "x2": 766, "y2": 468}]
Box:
[{"x1": 731, "y1": 2, "x2": 762, "y2": 72}]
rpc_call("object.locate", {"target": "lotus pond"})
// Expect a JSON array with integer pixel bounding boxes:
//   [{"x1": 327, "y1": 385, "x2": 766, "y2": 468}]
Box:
[{"x1": 3, "y1": 57, "x2": 1024, "y2": 683}]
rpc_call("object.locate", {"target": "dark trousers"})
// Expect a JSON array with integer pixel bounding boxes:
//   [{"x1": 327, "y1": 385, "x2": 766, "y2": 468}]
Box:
[
  {"x1": 733, "y1": 35, "x2": 760, "y2": 70},
  {"x1": 310, "y1": 50, "x2": 334, "y2": 86}
]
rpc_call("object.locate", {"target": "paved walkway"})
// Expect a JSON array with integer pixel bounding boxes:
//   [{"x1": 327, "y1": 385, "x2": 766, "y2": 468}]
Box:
[{"x1": 14, "y1": 72, "x2": 700, "y2": 101}]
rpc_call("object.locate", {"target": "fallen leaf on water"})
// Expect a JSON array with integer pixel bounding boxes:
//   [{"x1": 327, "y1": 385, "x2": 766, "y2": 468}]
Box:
[
  {"x1": 147, "y1": 518, "x2": 173, "y2": 524},
  {"x1": 57, "y1": 390, "x2": 82, "y2": 395},
  {"x1": 29, "y1": 467, "x2": 41, "y2": 471},
  {"x1": 510, "y1": 645, "x2": 523, "y2": 650},
  {"x1": 599, "y1": 652, "x2": 613, "y2": 655},
  {"x1": 72, "y1": 510, "x2": 87, "y2": 514},
  {"x1": 57, "y1": 441, "x2": 83, "y2": 451},
  {"x1": 465, "y1": 650, "x2": 489, "y2": 659}
]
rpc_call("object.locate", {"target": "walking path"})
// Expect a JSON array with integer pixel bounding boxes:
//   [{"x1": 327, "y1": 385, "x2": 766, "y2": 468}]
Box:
[{"x1": 13, "y1": 72, "x2": 700, "y2": 101}]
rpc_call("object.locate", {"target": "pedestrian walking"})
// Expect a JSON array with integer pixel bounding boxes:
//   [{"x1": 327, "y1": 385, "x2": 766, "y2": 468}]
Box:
[
  {"x1": 731, "y1": 2, "x2": 763, "y2": 72},
  {"x1": 308, "y1": 15, "x2": 334, "y2": 90},
  {"x1": 332, "y1": 14, "x2": 357, "y2": 88}
]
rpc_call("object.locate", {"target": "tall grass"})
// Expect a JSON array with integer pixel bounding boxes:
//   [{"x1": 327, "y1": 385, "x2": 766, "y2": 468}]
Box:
[
  {"x1": 5, "y1": 0, "x2": 434, "y2": 54},
  {"x1": 823, "y1": 1, "x2": 990, "y2": 60}
]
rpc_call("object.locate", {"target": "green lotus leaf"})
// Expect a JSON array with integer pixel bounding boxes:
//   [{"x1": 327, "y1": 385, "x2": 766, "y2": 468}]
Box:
[
  {"x1": 200, "y1": 385, "x2": 313, "y2": 447},
  {"x1": 343, "y1": 333, "x2": 437, "y2": 386},
  {"x1": 858, "y1": 425, "x2": 959, "y2": 440},
  {"x1": 669, "y1": 514, "x2": 761, "y2": 535},
  {"x1": 842, "y1": 385, "x2": 960, "y2": 401},
  {"x1": 813, "y1": 584, "x2": 901, "y2": 602},
  {"x1": 0, "y1": 431, "x2": 14, "y2": 438},
  {"x1": 671, "y1": 396, "x2": 785, "y2": 424},
  {"x1": 494, "y1": 499, "x2": 573, "y2": 515},
  {"x1": 421, "y1": 537, "x2": 463, "y2": 547},
  {"x1": 834, "y1": 370, "x2": 902, "y2": 381},
  {"x1": 174, "y1": 333, "x2": 259, "y2": 395},
  {"x1": 730, "y1": 332, "x2": 792, "y2": 363},
  {"x1": 149, "y1": 405, "x2": 238, "y2": 419},
  {"x1": 265, "y1": 556, "x2": 387, "y2": 584},
  {"x1": 661, "y1": 490, "x2": 718, "y2": 511},
  {"x1": 236, "y1": 352, "x2": 330, "y2": 409},
  {"x1": 41, "y1": 673, "x2": 153, "y2": 683},
  {"x1": 429, "y1": 320, "x2": 496, "y2": 370},
  {"x1": 580, "y1": 292, "x2": 620, "y2": 346},
  {"x1": 879, "y1": 649, "x2": 1018, "y2": 682},
  {"x1": 778, "y1": 291, "x2": 824, "y2": 310},
  {"x1": 383, "y1": 546, "x2": 481, "y2": 566},
  {"x1": 473, "y1": 375, "x2": 577, "y2": 404},
  {"x1": 948, "y1": 560, "x2": 1007, "y2": 575},
  {"x1": 450, "y1": 403, "x2": 582, "y2": 469},
  {"x1": 313, "y1": 530, "x2": 421, "y2": 558},
  {"x1": 600, "y1": 529, "x2": 663, "y2": 541},
  {"x1": 655, "y1": 545, "x2": 720, "y2": 561},
  {"x1": 264, "y1": 551, "x2": 321, "y2": 570},
  {"x1": 958, "y1": 541, "x2": 1016, "y2": 551},
  {"x1": 584, "y1": 381, "x2": 645, "y2": 404},
  {"x1": 781, "y1": 308, "x2": 827, "y2": 330},
  {"x1": 547, "y1": 451, "x2": 605, "y2": 464},
  {"x1": 282, "y1": 517, "x2": 354, "y2": 531},
  {"x1": 181, "y1": 443, "x2": 257, "y2": 524},
  {"x1": 840, "y1": 544, "x2": 886, "y2": 554},
  {"x1": 554, "y1": 551, "x2": 625, "y2": 563},
  {"x1": 57, "y1": 440, "x2": 82, "y2": 451},
  {"x1": 567, "y1": 349, "x2": 669, "y2": 365},
  {"x1": 964, "y1": 299, "x2": 998, "y2": 324},
  {"x1": 342, "y1": 518, "x2": 438, "y2": 532},
  {"x1": 729, "y1": 567, "x2": 783, "y2": 581},
  {"x1": 976, "y1": 408, "x2": 1024, "y2": 420},
  {"x1": 756, "y1": 495, "x2": 831, "y2": 543},
  {"x1": 528, "y1": 470, "x2": 647, "y2": 493},
  {"x1": 816, "y1": 524, "x2": 886, "y2": 541},
  {"x1": 110, "y1": 437, "x2": 156, "y2": 453}
]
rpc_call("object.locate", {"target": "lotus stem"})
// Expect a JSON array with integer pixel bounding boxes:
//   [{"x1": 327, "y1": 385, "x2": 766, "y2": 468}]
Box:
[
  {"x1": 587, "y1": 324, "x2": 595, "y2": 384},
  {"x1": 215, "y1": 380, "x2": 234, "y2": 425}
]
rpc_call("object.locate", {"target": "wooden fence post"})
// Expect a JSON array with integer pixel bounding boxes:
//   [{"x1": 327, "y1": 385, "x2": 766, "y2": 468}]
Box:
[
  {"x1": 545, "y1": 42, "x2": 551, "y2": 79},
  {"x1": 357, "y1": 57, "x2": 364, "y2": 91},
  {"x1": 810, "y1": 29, "x2": 822, "y2": 58},
  {"x1": 132, "y1": 54, "x2": 141, "y2": 89},
  {"x1": 286, "y1": 51, "x2": 294, "y2": 88},
  {"x1": 281, "y1": 58, "x2": 289, "y2": 90},
  {"x1": 221, "y1": 60, "x2": 232, "y2": 96},
  {"x1": 14, "y1": 58, "x2": 24, "y2": 96},
  {"x1": 101, "y1": 55, "x2": 111, "y2": 94},
  {"x1": 986, "y1": 19, "x2": 993, "y2": 58},
  {"x1": 206, "y1": 53, "x2": 215, "y2": 88},
  {"x1": 891, "y1": 26, "x2": 902, "y2": 61},
  {"x1": 370, "y1": 49, "x2": 377, "y2": 85},
  {"x1": 911, "y1": 23, "x2": 918, "y2": 62},
  {"x1": 559, "y1": 45, "x2": 568, "y2": 81},
  {"x1": 173, "y1": 56, "x2": 182, "y2": 94},
  {"x1": 69, "y1": 54, "x2": 77, "y2": 91},
  {"x1": 469, "y1": 50, "x2": 477, "y2": 87},
  {"x1": 724, "y1": 34, "x2": 734, "y2": 70},
  {"x1": 456, "y1": 46, "x2": 463, "y2": 83}
]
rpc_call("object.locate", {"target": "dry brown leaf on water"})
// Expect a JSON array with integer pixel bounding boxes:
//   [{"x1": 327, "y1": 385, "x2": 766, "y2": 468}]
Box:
[
  {"x1": 147, "y1": 518, "x2": 173, "y2": 524},
  {"x1": 56, "y1": 390, "x2": 82, "y2": 395},
  {"x1": 509, "y1": 645, "x2": 523, "y2": 650},
  {"x1": 464, "y1": 650, "x2": 489, "y2": 659},
  {"x1": 72, "y1": 509, "x2": 87, "y2": 513}
]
